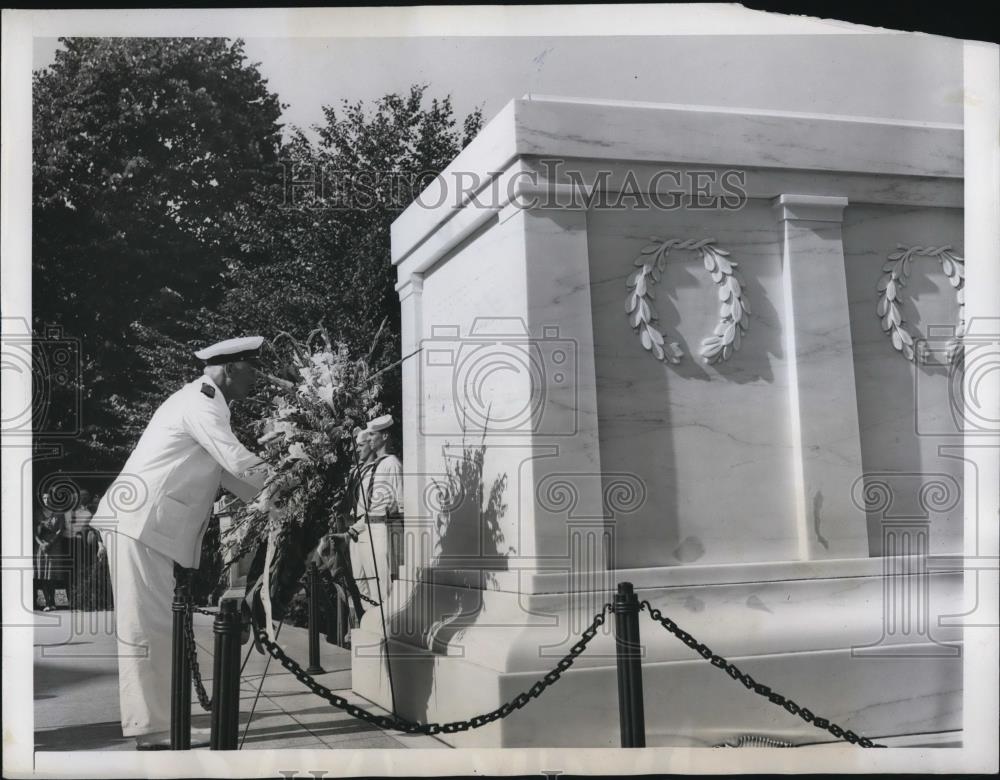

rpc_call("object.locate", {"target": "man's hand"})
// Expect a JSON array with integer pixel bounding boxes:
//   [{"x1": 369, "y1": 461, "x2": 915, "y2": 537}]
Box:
[{"x1": 314, "y1": 534, "x2": 343, "y2": 560}]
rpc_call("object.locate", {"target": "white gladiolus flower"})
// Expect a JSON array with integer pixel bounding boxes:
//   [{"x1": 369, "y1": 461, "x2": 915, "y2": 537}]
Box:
[
  {"x1": 287, "y1": 442, "x2": 310, "y2": 462},
  {"x1": 316, "y1": 384, "x2": 335, "y2": 408}
]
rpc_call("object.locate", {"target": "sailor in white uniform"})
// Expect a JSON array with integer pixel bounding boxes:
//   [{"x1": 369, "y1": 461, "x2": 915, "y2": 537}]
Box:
[
  {"x1": 95, "y1": 336, "x2": 269, "y2": 749},
  {"x1": 348, "y1": 415, "x2": 403, "y2": 607}
]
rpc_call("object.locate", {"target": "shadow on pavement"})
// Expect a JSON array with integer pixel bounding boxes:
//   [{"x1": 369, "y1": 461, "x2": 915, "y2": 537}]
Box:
[
  {"x1": 239, "y1": 723, "x2": 397, "y2": 747},
  {"x1": 35, "y1": 721, "x2": 130, "y2": 751},
  {"x1": 273, "y1": 705, "x2": 386, "y2": 723},
  {"x1": 34, "y1": 663, "x2": 117, "y2": 697}
]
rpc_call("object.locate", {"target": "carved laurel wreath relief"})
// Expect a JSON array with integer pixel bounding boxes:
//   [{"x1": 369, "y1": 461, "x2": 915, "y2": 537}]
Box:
[
  {"x1": 626, "y1": 237, "x2": 750, "y2": 365},
  {"x1": 875, "y1": 244, "x2": 965, "y2": 363}
]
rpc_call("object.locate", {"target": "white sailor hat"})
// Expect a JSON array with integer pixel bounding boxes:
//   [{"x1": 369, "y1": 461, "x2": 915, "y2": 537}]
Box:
[
  {"x1": 354, "y1": 428, "x2": 371, "y2": 443},
  {"x1": 194, "y1": 336, "x2": 265, "y2": 366},
  {"x1": 366, "y1": 414, "x2": 394, "y2": 433}
]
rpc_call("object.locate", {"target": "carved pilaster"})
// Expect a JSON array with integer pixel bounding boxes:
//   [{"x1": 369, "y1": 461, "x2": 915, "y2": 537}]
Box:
[{"x1": 775, "y1": 194, "x2": 868, "y2": 559}]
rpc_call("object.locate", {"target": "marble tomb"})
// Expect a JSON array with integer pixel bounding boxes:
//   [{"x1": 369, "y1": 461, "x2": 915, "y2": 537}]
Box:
[{"x1": 351, "y1": 95, "x2": 965, "y2": 748}]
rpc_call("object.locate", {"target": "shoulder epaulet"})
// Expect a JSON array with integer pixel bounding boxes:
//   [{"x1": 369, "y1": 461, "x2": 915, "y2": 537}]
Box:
[{"x1": 200, "y1": 383, "x2": 216, "y2": 399}]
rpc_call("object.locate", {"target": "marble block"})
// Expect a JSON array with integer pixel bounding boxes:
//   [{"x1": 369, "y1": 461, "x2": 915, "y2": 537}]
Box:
[{"x1": 356, "y1": 96, "x2": 966, "y2": 747}]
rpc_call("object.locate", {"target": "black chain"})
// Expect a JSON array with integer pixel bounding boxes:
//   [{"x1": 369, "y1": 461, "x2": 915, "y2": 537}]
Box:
[
  {"x1": 253, "y1": 602, "x2": 613, "y2": 735},
  {"x1": 638, "y1": 600, "x2": 884, "y2": 748},
  {"x1": 182, "y1": 575, "x2": 882, "y2": 746},
  {"x1": 183, "y1": 602, "x2": 213, "y2": 711}
]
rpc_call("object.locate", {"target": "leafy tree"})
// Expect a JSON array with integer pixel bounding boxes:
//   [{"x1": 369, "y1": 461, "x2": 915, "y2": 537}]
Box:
[
  {"x1": 188, "y1": 85, "x2": 483, "y2": 448},
  {"x1": 34, "y1": 36, "x2": 483, "y2": 495},
  {"x1": 32, "y1": 37, "x2": 284, "y2": 476}
]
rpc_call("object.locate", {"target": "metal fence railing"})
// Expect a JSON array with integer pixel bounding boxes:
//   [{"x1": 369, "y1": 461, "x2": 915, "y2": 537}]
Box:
[{"x1": 169, "y1": 576, "x2": 885, "y2": 750}]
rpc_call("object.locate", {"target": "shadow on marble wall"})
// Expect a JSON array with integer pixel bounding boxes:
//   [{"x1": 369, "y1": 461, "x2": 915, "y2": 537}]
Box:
[
  {"x1": 658, "y1": 254, "x2": 784, "y2": 386},
  {"x1": 387, "y1": 440, "x2": 512, "y2": 722},
  {"x1": 590, "y1": 214, "x2": 794, "y2": 566},
  {"x1": 842, "y1": 205, "x2": 965, "y2": 557}
]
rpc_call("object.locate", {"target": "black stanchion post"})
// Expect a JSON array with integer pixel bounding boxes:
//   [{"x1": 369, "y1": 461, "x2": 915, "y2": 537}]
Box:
[
  {"x1": 170, "y1": 583, "x2": 192, "y2": 750},
  {"x1": 306, "y1": 563, "x2": 325, "y2": 674},
  {"x1": 210, "y1": 598, "x2": 242, "y2": 750},
  {"x1": 614, "y1": 581, "x2": 646, "y2": 748}
]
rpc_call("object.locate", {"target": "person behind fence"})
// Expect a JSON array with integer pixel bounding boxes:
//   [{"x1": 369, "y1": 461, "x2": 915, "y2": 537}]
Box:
[
  {"x1": 89, "y1": 491, "x2": 113, "y2": 608},
  {"x1": 34, "y1": 492, "x2": 68, "y2": 612},
  {"x1": 310, "y1": 425, "x2": 374, "y2": 637},
  {"x1": 94, "y1": 336, "x2": 270, "y2": 750},
  {"x1": 65, "y1": 488, "x2": 97, "y2": 608},
  {"x1": 348, "y1": 414, "x2": 403, "y2": 607}
]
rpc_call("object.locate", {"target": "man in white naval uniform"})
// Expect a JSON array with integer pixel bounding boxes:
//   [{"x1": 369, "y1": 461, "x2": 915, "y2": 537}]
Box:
[
  {"x1": 348, "y1": 414, "x2": 403, "y2": 607},
  {"x1": 95, "y1": 336, "x2": 269, "y2": 749}
]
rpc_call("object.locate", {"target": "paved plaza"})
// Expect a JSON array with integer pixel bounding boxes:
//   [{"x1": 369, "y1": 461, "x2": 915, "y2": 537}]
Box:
[{"x1": 33, "y1": 607, "x2": 445, "y2": 752}]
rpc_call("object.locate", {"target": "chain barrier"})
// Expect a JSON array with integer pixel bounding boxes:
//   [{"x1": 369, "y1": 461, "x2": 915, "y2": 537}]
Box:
[
  {"x1": 182, "y1": 603, "x2": 213, "y2": 711},
  {"x1": 638, "y1": 600, "x2": 884, "y2": 748},
  {"x1": 190, "y1": 572, "x2": 879, "y2": 746},
  {"x1": 179, "y1": 566, "x2": 320, "y2": 716},
  {"x1": 253, "y1": 602, "x2": 613, "y2": 735}
]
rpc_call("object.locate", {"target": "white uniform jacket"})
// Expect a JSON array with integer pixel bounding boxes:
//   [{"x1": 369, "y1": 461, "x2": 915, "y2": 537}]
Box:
[
  {"x1": 350, "y1": 454, "x2": 403, "y2": 531},
  {"x1": 96, "y1": 375, "x2": 266, "y2": 568}
]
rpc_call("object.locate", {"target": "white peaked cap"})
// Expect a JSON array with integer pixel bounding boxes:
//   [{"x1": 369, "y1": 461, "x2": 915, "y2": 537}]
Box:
[
  {"x1": 366, "y1": 414, "x2": 394, "y2": 433},
  {"x1": 194, "y1": 336, "x2": 265, "y2": 365}
]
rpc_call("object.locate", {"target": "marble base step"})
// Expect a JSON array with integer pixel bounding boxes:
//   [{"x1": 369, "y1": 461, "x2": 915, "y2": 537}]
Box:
[{"x1": 351, "y1": 559, "x2": 963, "y2": 747}]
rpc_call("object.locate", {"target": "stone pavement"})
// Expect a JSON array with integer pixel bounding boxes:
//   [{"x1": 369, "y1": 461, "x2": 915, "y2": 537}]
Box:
[{"x1": 33, "y1": 607, "x2": 446, "y2": 751}]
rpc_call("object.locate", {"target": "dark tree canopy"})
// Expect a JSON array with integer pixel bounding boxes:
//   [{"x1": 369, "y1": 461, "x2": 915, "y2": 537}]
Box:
[{"x1": 33, "y1": 37, "x2": 284, "y2": 471}]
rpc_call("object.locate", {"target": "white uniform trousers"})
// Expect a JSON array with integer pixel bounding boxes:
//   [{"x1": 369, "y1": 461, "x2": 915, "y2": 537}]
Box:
[
  {"x1": 350, "y1": 522, "x2": 391, "y2": 606},
  {"x1": 105, "y1": 530, "x2": 175, "y2": 737}
]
